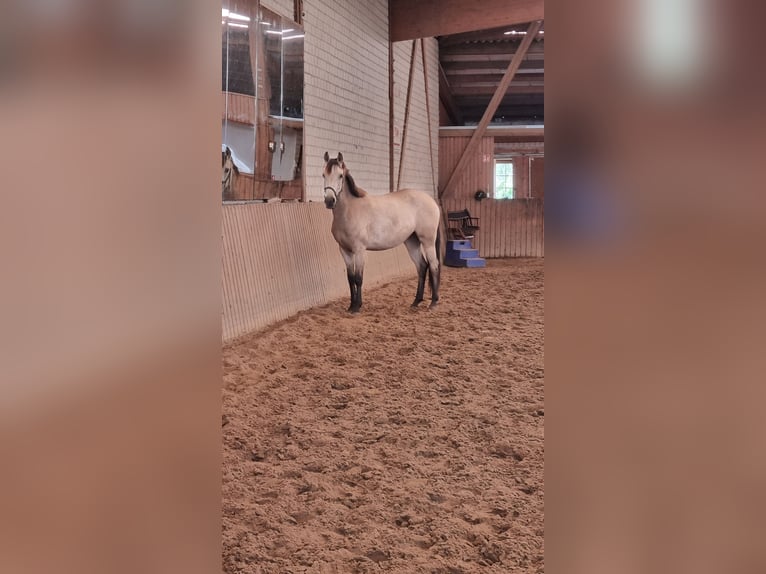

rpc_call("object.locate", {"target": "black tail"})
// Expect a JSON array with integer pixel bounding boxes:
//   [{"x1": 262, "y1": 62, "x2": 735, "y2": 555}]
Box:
[{"x1": 436, "y1": 223, "x2": 443, "y2": 265}]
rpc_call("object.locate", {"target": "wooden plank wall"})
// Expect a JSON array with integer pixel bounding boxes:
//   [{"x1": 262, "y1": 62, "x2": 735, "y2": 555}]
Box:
[
  {"x1": 442, "y1": 197, "x2": 544, "y2": 258},
  {"x1": 223, "y1": 92, "x2": 256, "y2": 125},
  {"x1": 439, "y1": 133, "x2": 544, "y2": 258},
  {"x1": 438, "y1": 135, "x2": 493, "y2": 194},
  {"x1": 225, "y1": 173, "x2": 302, "y2": 202},
  {"x1": 222, "y1": 202, "x2": 417, "y2": 341},
  {"x1": 530, "y1": 156, "x2": 544, "y2": 198}
]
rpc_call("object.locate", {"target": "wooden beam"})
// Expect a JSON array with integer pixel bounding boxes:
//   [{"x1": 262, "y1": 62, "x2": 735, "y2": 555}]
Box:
[
  {"x1": 441, "y1": 44, "x2": 544, "y2": 58},
  {"x1": 458, "y1": 106, "x2": 544, "y2": 121},
  {"x1": 438, "y1": 26, "x2": 543, "y2": 47},
  {"x1": 444, "y1": 64, "x2": 544, "y2": 74},
  {"x1": 391, "y1": 0, "x2": 543, "y2": 42},
  {"x1": 438, "y1": 63, "x2": 463, "y2": 125},
  {"x1": 456, "y1": 93, "x2": 543, "y2": 105},
  {"x1": 449, "y1": 74, "x2": 544, "y2": 84},
  {"x1": 293, "y1": 0, "x2": 303, "y2": 25},
  {"x1": 421, "y1": 38, "x2": 438, "y2": 195},
  {"x1": 452, "y1": 84, "x2": 543, "y2": 96},
  {"x1": 440, "y1": 126, "x2": 544, "y2": 138},
  {"x1": 396, "y1": 41, "x2": 418, "y2": 191},
  {"x1": 440, "y1": 20, "x2": 541, "y2": 200},
  {"x1": 388, "y1": 0, "x2": 394, "y2": 192}
]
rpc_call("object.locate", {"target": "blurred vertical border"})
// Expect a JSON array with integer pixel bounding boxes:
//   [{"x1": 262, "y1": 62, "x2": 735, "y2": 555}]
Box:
[
  {"x1": 547, "y1": 1, "x2": 766, "y2": 573},
  {"x1": 0, "y1": 1, "x2": 221, "y2": 573}
]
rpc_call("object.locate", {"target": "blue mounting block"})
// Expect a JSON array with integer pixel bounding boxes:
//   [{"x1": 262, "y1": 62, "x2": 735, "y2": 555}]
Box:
[{"x1": 444, "y1": 239, "x2": 486, "y2": 268}]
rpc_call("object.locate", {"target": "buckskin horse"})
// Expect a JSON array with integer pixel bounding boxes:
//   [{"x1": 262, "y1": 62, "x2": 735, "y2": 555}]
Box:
[{"x1": 322, "y1": 152, "x2": 441, "y2": 313}]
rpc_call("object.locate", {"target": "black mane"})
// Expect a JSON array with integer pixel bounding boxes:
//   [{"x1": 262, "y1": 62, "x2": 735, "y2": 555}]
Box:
[{"x1": 344, "y1": 172, "x2": 365, "y2": 197}]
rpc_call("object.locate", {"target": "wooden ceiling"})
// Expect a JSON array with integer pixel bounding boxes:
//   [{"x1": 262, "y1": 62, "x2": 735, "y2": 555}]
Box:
[
  {"x1": 438, "y1": 24, "x2": 544, "y2": 126},
  {"x1": 389, "y1": 0, "x2": 544, "y2": 127},
  {"x1": 390, "y1": 0, "x2": 543, "y2": 42}
]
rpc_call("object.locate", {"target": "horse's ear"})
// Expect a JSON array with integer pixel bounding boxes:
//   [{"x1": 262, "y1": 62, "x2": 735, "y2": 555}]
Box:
[
  {"x1": 337, "y1": 152, "x2": 343, "y2": 163},
  {"x1": 323, "y1": 151, "x2": 330, "y2": 162}
]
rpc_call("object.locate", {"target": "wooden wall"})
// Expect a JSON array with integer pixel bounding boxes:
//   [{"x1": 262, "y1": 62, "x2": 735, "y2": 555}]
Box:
[
  {"x1": 225, "y1": 173, "x2": 302, "y2": 202},
  {"x1": 223, "y1": 92, "x2": 256, "y2": 125},
  {"x1": 441, "y1": 197, "x2": 544, "y2": 257},
  {"x1": 439, "y1": 133, "x2": 544, "y2": 258},
  {"x1": 222, "y1": 202, "x2": 416, "y2": 341},
  {"x1": 530, "y1": 156, "x2": 544, "y2": 198},
  {"x1": 438, "y1": 135, "x2": 493, "y2": 194}
]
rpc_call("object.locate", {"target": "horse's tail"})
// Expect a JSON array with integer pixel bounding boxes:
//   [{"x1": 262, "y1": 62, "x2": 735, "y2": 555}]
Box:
[
  {"x1": 436, "y1": 221, "x2": 443, "y2": 265},
  {"x1": 426, "y1": 218, "x2": 442, "y2": 291}
]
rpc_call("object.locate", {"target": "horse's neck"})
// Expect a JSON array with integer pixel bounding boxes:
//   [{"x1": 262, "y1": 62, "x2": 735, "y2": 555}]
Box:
[{"x1": 334, "y1": 193, "x2": 351, "y2": 215}]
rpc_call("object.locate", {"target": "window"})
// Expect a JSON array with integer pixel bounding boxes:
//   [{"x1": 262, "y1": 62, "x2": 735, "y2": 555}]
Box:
[
  {"x1": 222, "y1": 2, "x2": 304, "y2": 202},
  {"x1": 494, "y1": 160, "x2": 514, "y2": 199}
]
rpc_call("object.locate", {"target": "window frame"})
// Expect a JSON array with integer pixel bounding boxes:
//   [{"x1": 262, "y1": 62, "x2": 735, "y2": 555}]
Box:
[{"x1": 493, "y1": 158, "x2": 515, "y2": 200}]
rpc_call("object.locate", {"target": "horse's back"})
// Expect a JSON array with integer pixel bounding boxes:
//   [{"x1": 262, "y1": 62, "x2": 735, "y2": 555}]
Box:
[
  {"x1": 391, "y1": 189, "x2": 440, "y2": 232},
  {"x1": 336, "y1": 189, "x2": 439, "y2": 251}
]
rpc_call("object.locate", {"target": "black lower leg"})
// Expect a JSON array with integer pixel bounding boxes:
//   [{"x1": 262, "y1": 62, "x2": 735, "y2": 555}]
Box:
[
  {"x1": 350, "y1": 272, "x2": 363, "y2": 312},
  {"x1": 412, "y1": 260, "x2": 427, "y2": 306},
  {"x1": 428, "y1": 265, "x2": 440, "y2": 306},
  {"x1": 347, "y1": 270, "x2": 358, "y2": 311}
]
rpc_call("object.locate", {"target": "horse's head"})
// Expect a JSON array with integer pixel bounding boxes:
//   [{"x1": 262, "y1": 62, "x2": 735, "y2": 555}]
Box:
[
  {"x1": 322, "y1": 151, "x2": 346, "y2": 209},
  {"x1": 222, "y1": 146, "x2": 238, "y2": 197}
]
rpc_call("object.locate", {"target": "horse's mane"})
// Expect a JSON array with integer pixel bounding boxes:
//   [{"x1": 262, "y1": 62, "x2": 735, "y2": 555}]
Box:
[{"x1": 343, "y1": 172, "x2": 367, "y2": 198}]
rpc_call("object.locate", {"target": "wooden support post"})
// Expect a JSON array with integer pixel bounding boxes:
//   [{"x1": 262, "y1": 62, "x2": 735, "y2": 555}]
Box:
[
  {"x1": 440, "y1": 20, "x2": 541, "y2": 200},
  {"x1": 294, "y1": 0, "x2": 303, "y2": 25},
  {"x1": 420, "y1": 38, "x2": 437, "y2": 196},
  {"x1": 388, "y1": 2, "x2": 395, "y2": 192},
  {"x1": 396, "y1": 40, "x2": 418, "y2": 191},
  {"x1": 421, "y1": 38, "x2": 448, "y2": 257}
]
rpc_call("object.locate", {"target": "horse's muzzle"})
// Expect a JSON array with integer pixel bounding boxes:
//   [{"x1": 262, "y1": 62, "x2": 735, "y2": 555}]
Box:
[{"x1": 324, "y1": 195, "x2": 336, "y2": 209}]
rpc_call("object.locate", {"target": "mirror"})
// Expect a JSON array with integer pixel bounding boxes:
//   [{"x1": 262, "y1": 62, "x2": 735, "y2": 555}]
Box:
[{"x1": 222, "y1": 3, "x2": 304, "y2": 201}]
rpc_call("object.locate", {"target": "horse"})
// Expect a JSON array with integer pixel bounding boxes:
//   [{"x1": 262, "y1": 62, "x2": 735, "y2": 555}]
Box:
[
  {"x1": 322, "y1": 151, "x2": 442, "y2": 313},
  {"x1": 222, "y1": 146, "x2": 239, "y2": 198}
]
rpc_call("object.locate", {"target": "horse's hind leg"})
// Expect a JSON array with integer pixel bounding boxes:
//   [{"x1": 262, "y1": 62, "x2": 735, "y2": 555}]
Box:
[
  {"x1": 423, "y1": 240, "x2": 440, "y2": 308},
  {"x1": 405, "y1": 234, "x2": 428, "y2": 307}
]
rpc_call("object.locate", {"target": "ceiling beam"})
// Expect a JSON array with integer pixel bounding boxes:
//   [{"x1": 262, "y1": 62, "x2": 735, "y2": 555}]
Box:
[
  {"x1": 441, "y1": 20, "x2": 542, "y2": 199},
  {"x1": 452, "y1": 84, "x2": 543, "y2": 96},
  {"x1": 455, "y1": 94, "x2": 544, "y2": 108},
  {"x1": 445, "y1": 65, "x2": 544, "y2": 75},
  {"x1": 448, "y1": 73, "x2": 544, "y2": 84},
  {"x1": 391, "y1": 0, "x2": 544, "y2": 42},
  {"x1": 440, "y1": 126, "x2": 543, "y2": 138},
  {"x1": 438, "y1": 63, "x2": 463, "y2": 125},
  {"x1": 438, "y1": 26, "x2": 544, "y2": 47},
  {"x1": 459, "y1": 106, "x2": 544, "y2": 119},
  {"x1": 441, "y1": 44, "x2": 544, "y2": 58}
]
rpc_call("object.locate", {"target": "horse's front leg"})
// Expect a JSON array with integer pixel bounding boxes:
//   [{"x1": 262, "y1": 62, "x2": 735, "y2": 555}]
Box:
[{"x1": 340, "y1": 248, "x2": 365, "y2": 313}]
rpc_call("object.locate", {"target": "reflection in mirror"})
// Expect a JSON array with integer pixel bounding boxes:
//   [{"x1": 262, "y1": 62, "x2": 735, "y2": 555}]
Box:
[
  {"x1": 276, "y1": 15, "x2": 304, "y2": 194},
  {"x1": 222, "y1": 0, "x2": 257, "y2": 200},
  {"x1": 222, "y1": 4, "x2": 304, "y2": 202}
]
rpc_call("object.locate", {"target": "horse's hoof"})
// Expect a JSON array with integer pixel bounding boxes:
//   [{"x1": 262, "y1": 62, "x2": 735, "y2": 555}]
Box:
[
  {"x1": 348, "y1": 307, "x2": 361, "y2": 314},
  {"x1": 411, "y1": 300, "x2": 423, "y2": 308},
  {"x1": 428, "y1": 300, "x2": 440, "y2": 310}
]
